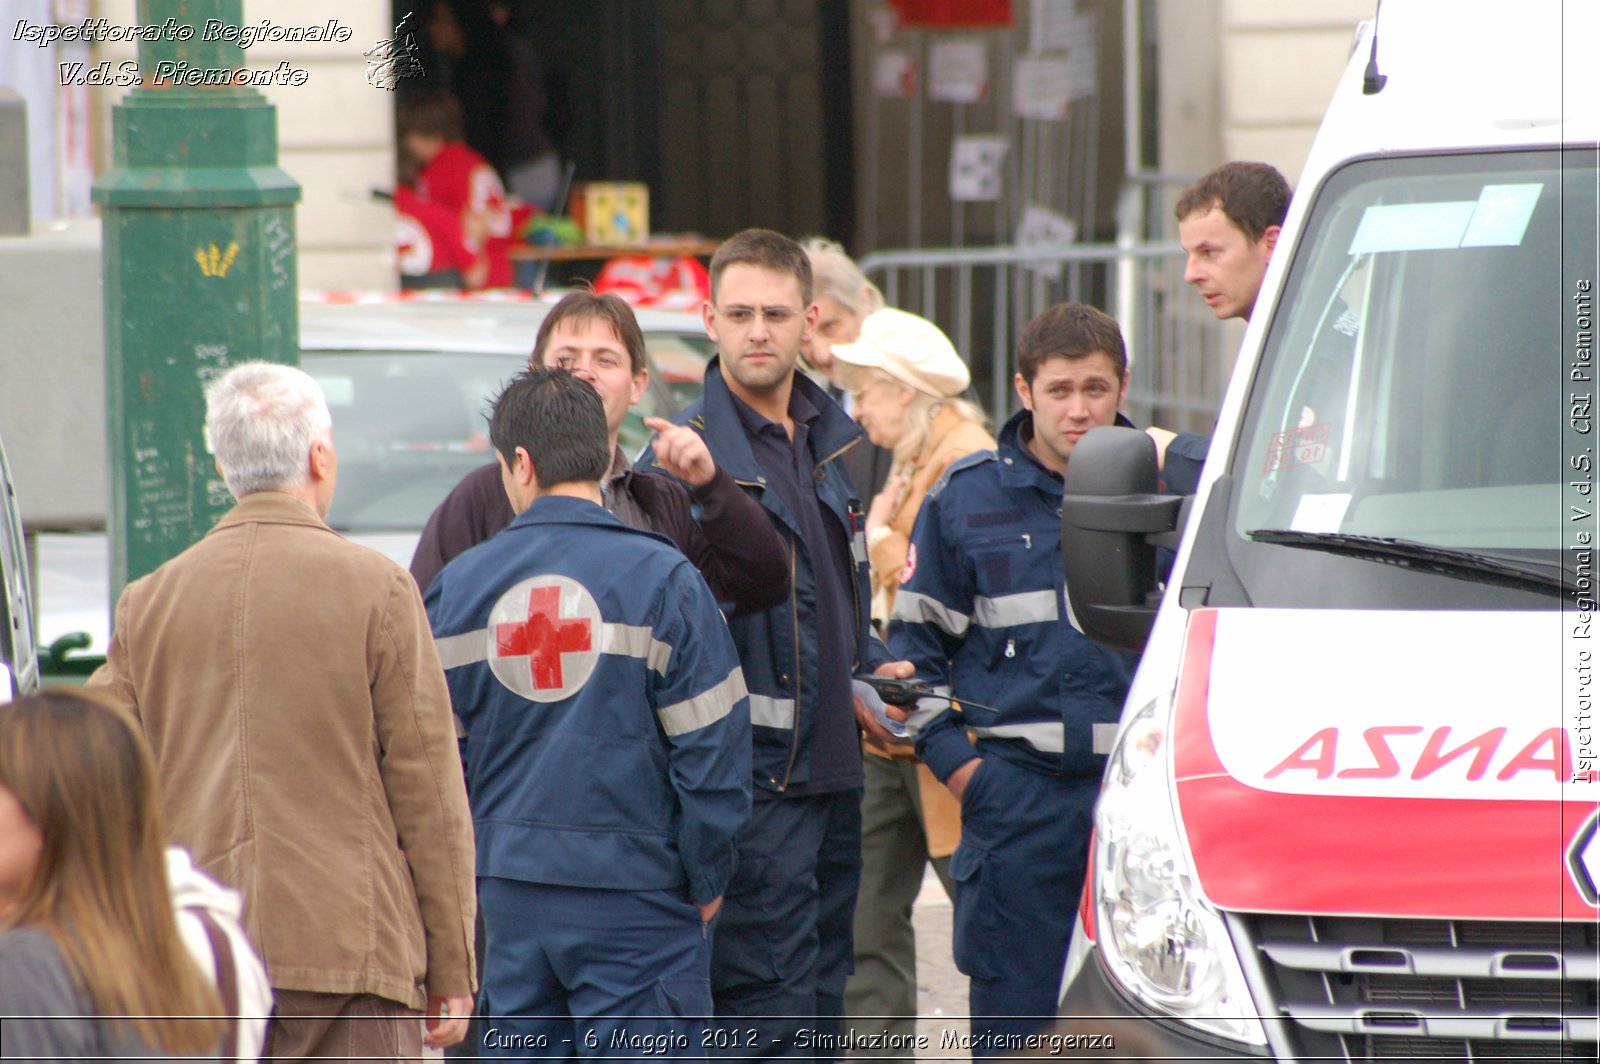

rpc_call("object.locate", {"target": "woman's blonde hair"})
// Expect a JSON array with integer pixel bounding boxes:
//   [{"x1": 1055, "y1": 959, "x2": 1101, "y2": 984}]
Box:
[
  {"x1": 839, "y1": 363, "x2": 988, "y2": 477},
  {"x1": 0, "y1": 689, "x2": 224, "y2": 1055}
]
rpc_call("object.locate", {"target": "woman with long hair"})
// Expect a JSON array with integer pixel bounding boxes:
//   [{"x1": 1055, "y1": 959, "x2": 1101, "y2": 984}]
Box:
[
  {"x1": 830, "y1": 307, "x2": 996, "y2": 1056},
  {"x1": 0, "y1": 689, "x2": 231, "y2": 1059},
  {"x1": 832, "y1": 308, "x2": 996, "y2": 627}
]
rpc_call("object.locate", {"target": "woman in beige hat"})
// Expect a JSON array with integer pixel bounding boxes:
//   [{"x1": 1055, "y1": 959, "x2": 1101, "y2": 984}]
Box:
[
  {"x1": 832, "y1": 308, "x2": 996, "y2": 627},
  {"x1": 831, "y1": 307, "x2": 994, "y2": 1054}
]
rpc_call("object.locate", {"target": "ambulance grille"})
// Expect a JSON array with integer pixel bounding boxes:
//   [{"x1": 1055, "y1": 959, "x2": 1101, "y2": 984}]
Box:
[{"x1": 1242, "y1": 914, "x2": 1600, "y2": 1062}]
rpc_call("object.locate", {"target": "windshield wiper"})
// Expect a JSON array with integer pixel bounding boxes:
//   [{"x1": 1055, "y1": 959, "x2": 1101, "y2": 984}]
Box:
[{"x1": 1246, "y1": 528, "x2": 1569, "y2": 596}]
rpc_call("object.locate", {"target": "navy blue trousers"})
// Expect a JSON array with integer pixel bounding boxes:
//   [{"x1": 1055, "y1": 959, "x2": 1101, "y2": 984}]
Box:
[
  {"x1": 948, "y1": 753, "x2": 1099, "y2": 1059},
  {"x1": 709, "y1": 788, "x2": 863, "y2": 1061},
  {"x1": 477, "y1": 877, "x2": 713, "y2": 1059}
]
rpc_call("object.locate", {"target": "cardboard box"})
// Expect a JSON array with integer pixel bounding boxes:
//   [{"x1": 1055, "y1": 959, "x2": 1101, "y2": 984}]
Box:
[{"x1": 567, "y1": 182, "x2": 650, "y2": 246}]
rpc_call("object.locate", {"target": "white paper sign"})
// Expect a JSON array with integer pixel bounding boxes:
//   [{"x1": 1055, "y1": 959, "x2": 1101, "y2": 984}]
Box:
[
  {"x1": 1029, "y1": 4, "x2": 1098, "y2": 100},
  {"x1": 869, "y1": 5, "x2": 900, "y2": 45},
  {"x1": 1015, "y1": 204, "x2": 1078, "y2": 281},
  {"x1": 1030, "y1": 0, "x2": 1079, "y2": 53},
  {"x1": 1013, "y1": 55, "x2": 1072, "y2": 120},
  {"x1": 1068, "y1": 37, "x2": 1098, "y2": 100},
  {"x1": 949, "y1": 136, "x2": 1008, "y2": 202},
  {"x1": 874, "y1": 51, "x2": 917, "y2": 99},
  {"x1": 928, "y1": 38, "x2": 989, "y2": 103}
]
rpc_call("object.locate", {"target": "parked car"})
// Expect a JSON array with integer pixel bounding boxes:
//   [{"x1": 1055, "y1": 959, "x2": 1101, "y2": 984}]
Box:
[
  {"x1": 34, "y1": 295, "x2": 715, "y2": 668},
  {"x1": 1, "y1": 432, "x2": 40, "y2": 697}
]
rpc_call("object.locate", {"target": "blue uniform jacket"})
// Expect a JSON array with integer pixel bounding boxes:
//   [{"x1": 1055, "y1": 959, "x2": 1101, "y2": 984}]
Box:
[
  {"x1": 890, "y1": 408, "x2": 1140, "y2": 781},
  {"x1": 424, "y1": 496, "x2": 751, "y2": 904},
  {"x1": 641, "y1": 358, "x2": 891, "y2": 795}
]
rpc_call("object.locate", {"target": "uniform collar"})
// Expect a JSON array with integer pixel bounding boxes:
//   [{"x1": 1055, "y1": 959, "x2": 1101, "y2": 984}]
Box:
[
  {"x1": 510, "y1": 493, "x2": 624, "y2": 528},
  {"x1": 995, "y1": 407, "x2": 1138, "y2": 492},
  {"x1": 691, "y1": 355, "x2": 863, "y2": 484},
  {"x1": 213, "y1": 490, "x2": 334, "y2": 533}
]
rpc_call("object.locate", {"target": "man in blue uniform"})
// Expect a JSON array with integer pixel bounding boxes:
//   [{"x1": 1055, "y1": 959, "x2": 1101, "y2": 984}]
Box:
[
  {"x1": 426, "y1": 368, "x2": 751, "y2": 1057},
  {"x1": 890, "y1": 303, "x2": 1141, "y2": 1056},
  {"x1": 643, "y1": 229, "x2": 908, "y2": 1059},
  {"x1": 1156, "y1": 162, "x2": 1358, "y2": 495}
]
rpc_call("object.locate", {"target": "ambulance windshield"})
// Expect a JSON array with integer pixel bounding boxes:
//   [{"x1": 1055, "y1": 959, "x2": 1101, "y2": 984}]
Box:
[{"x1": 1232, "y1": 150, "x2": 1596, "y2": 587}]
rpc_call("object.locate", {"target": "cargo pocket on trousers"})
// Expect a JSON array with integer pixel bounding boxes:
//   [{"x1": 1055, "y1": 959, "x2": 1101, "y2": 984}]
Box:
[
  {"x1": 948, "y1": 844, "x2": 1002, "y2": 982},
  {"x1": 710, "y1": 853, "x2": 783, "y2": 991},
  {"x1": 656, "y1": 975, "x2": 713, "y2": 1021}
]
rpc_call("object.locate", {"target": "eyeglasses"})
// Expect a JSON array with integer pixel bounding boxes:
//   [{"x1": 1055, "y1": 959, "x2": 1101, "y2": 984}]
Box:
[{"x1": 715, "y1": 304, "x2": 802, "y2": 327}]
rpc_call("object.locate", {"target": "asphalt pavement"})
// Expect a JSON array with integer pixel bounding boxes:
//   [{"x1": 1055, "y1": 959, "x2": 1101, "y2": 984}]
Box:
[
  {"x1": 424, "y1": 872, "x2": 972, "y2": 1061},
  {"x1": 906, "y1": 872, "x2": 972, "y2": 1060}
]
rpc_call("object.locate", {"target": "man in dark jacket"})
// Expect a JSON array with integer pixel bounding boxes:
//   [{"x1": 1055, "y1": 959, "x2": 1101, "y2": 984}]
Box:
[
  {"x1": 643, "y1": 229, "x2": 911, "y2": 1059},
  {"x1": 410, "y1": 290, "x2": 788, "y2": 615},
  {"x1": 427, "y1": 368, "x2": 750, "y2": 1056},
  {"x1": 892, "y1": 304, "x2": 1141, "y2": 1056}
]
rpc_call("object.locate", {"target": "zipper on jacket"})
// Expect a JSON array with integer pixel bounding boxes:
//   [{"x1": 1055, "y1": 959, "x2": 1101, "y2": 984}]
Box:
[
  {"x1": 845, "y1": 498, "x2": 867, "y2": 667},
  {"x1": 776, "y1": 539, "x2": 802, "y2": 791},
  {"x1": 773, "y1": 436, "x2": 862, "y2": 792}
]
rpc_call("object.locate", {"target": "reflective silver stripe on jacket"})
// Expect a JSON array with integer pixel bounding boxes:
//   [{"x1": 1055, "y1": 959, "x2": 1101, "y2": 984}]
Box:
[
  {"x1": 658, "y1": 668, "x2": 748, "y2": 737},
  {"x1": 597, "y1": 624, "x2": 672, "y2": 676},
  {"x1": 972, "y1": 589, "x2": 1059, "y2": 628},
  {"x1": 968, "y1": 720, "x2": 1121, "y2": 755},
  {"x1": 902, "y1": 685, "x2": 953, "y2": 736},
  {"x1": 434, "y1": 630, "x2": 487, "y2": 670},
  {"x1": 1061, "y1": 585, "x2": 1087, "y2": 636},
  {"x1": 434, "y1": 622, "x2": 671, "y2": 674},
  {"x1": 748, "y1": 693, "x2": 797, "y2": 730},
  {"x1": 892, "y1": 588, "x2": 1061, "y2": 636},
  {"x1": 970, "y1": 721, "x2": 1065, "y2": 752},
  {"x1": 891, "y1": 591, "x2": 971, "y2": 636}
]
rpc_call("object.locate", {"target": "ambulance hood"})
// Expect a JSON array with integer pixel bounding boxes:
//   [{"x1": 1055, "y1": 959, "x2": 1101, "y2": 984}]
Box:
[{"x1": 1173, "y1": 608, "x2": 1598, "y2": 921}]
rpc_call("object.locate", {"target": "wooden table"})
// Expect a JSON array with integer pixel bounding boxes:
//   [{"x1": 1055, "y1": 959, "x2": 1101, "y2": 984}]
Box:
[{"x1": 508, "y1": 239, "x2": 723, "y2": 262}]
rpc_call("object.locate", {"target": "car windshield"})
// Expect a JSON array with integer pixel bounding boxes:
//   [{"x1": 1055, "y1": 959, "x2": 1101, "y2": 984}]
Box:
[
  {"x1": 305, "y1": 332, "x2": 713, "y2": 532},
  {"x1": 306, "y1": 351, "x2": 515, "y2": 532},
  {"x1": 1231, "y1": 150, "x2": 1597, "y2": 585}
]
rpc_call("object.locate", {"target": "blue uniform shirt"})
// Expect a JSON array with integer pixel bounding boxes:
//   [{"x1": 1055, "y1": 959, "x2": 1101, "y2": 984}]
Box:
[
  {"x1": 426, "y1": 496, "x2": 752, "y2": 904},
  {"x1": 890, "y1": 409, "x2": 1139, "y2": 781}
]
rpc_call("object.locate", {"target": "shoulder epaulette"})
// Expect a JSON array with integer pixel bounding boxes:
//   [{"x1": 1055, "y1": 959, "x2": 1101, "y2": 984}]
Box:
[{"x1": 928, "y1": 448, "x2": 998, "y2": 498}]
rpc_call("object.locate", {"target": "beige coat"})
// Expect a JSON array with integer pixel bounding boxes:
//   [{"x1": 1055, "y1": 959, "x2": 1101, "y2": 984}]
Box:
[
  {"x1": 869, "y1": 405, "x2": 997, "y2": 623},
  {"x1": 89, "y1": 492, "x2": 476, "y2": 1009},
  {"x1": 867, "y1": 405, "x2": 996, "y2": 859}
]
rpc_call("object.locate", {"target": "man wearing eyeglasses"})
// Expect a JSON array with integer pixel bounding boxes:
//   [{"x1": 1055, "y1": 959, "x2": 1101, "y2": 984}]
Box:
[{"x1": 643, "y1": 229, "x2": 913, "y2": 1060}]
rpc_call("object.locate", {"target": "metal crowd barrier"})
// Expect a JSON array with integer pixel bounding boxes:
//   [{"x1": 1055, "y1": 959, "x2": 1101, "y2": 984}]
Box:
[{"x1": 857, "y1": 240, "x2": 1237, "y2": 436}]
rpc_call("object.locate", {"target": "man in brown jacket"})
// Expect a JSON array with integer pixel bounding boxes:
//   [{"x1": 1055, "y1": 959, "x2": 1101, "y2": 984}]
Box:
[{"x1": 89, "y1": 361, "x2": 477, "y2": 1061}]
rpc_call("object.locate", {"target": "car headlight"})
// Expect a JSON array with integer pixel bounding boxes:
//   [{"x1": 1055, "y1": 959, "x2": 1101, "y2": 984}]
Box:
[{"x1": 1094, "y1": 696, "x2": 1266, "y2": 1046}]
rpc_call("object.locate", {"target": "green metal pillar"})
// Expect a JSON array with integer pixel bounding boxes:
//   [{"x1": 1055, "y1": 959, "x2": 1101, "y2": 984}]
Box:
[{"x1": 94, "y1": 0, "x2": 300, "y2": 598}]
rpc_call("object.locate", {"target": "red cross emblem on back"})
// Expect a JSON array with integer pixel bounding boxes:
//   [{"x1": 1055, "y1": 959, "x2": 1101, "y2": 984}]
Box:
[
  {"x1": 485, "y1": 576, "x2": 603, "y2": 702},
  {"x1": 496, "y1": 585, "x2": 593, "y2": 689}
]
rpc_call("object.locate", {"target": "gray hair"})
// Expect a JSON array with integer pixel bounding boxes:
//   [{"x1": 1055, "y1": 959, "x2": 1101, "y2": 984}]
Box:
[
  {"x1": 893, "y1": 390, "x2": 988, "y2": 479},
  {"x1": 802, "y1": 237, "x2": 885, "y2": 317},
  {"x1": 204, "y1": 362, "x2": 333, "y2": 500}
]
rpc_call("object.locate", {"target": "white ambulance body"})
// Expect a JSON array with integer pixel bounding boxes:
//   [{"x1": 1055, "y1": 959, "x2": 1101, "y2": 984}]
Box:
[{"x1": 1057, "y1": 1, "x2": 1600, "y2": 1059}]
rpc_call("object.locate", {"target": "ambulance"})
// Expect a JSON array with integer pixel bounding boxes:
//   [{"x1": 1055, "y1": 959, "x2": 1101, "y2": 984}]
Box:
[{"x1": 1056, "y1": 1, "x2": 1599, "y2": 1058}]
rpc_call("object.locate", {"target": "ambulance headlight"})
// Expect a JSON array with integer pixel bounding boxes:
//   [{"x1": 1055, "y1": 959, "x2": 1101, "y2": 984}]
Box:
[{"x1": 1093, "y1": 697, "x2": 1266, "y2": 1046}]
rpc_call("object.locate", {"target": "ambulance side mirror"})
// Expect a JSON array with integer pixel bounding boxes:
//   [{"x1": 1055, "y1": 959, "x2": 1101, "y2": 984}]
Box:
[{"x1": 1060, "y1": 426, "x2": 1186, "y2": 652}]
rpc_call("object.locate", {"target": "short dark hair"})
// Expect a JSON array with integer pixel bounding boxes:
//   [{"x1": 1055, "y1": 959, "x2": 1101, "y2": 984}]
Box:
[
  {"x1": 531, "y1": 289, "x2": 647, "y2": 376},
  {"x1": 395, "y1": 86, "x2": 465, "y2": 142},
  {"x1": 1174, "y1": 162, "x2": 1291, "y2": 243},
  {"x1": 1016, "y1": 303, "x2": 1128, "y2": 384},
  {"x1": 489, "y1": 367, "x2": 611, "y2": 490},
  {"x1": 709, "y1": 229, "x2": 813, "y2": 305}
]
